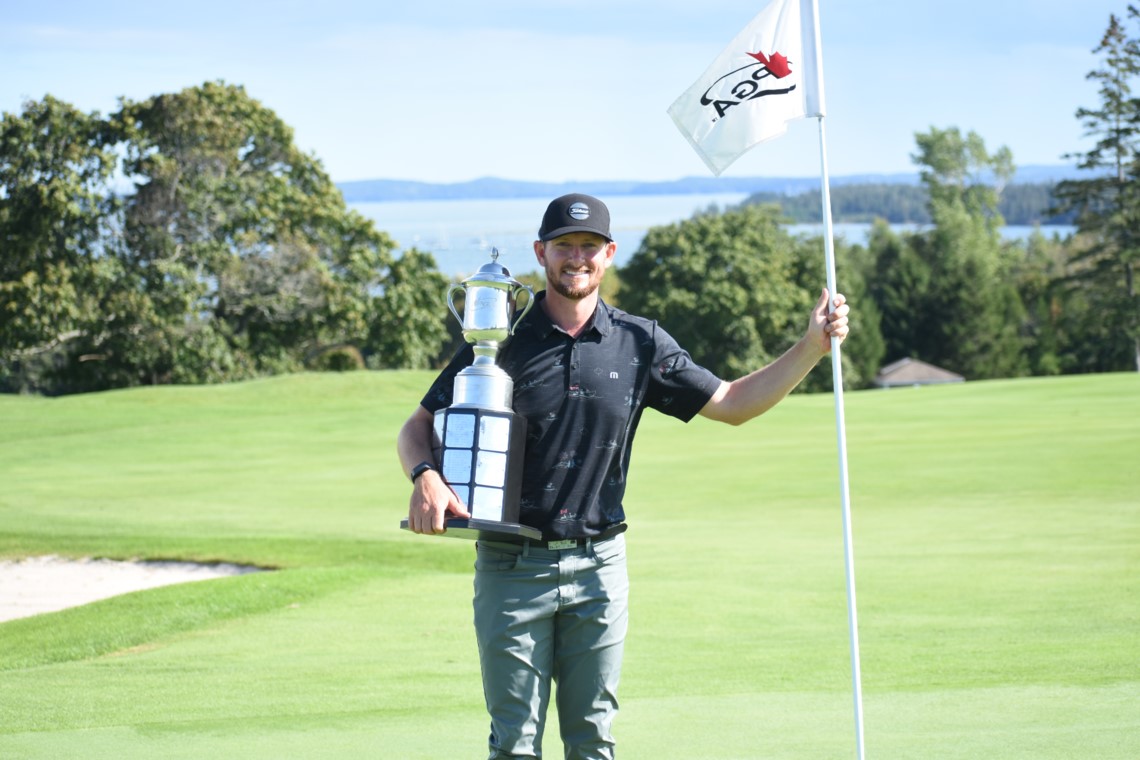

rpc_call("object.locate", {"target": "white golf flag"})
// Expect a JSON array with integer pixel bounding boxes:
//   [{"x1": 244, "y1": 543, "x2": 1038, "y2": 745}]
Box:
[{"x1": 668, "y1": 0, "x2": 825, "y2": 175}]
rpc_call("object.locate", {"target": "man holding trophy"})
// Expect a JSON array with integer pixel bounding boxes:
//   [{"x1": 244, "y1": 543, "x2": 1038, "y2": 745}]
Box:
[{"x1": 396, "y1": 193, "x2": 850, "y2": 759}]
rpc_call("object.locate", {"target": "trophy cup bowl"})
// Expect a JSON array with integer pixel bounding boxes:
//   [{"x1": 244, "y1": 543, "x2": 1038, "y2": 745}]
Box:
[{"x1": 446, "y1": 267, "x2": 534, "y2": 347}]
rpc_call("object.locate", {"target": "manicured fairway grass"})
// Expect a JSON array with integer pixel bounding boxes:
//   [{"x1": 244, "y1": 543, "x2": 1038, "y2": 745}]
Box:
[{"x1": 0, "y1": 372, "x2": 1136, "y2": 758}]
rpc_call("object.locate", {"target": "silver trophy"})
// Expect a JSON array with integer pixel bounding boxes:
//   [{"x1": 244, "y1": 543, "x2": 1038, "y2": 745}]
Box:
[{"x1": 402, "y1": 250, "x2": 541, "y2": 542}]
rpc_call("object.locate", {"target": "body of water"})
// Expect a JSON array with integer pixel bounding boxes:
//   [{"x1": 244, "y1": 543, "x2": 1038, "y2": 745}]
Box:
[
  {"x1": 351, "y1": 193, "x2": 748, "y2": 277},
  {"x1": 350, "y1": 195, "x2": 1076, "y2": 278}
]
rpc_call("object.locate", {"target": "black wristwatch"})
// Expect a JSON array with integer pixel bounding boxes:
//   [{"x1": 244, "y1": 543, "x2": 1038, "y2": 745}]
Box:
[{"x1": 409, "y1": 461, "x2": 437, "y2": 482}]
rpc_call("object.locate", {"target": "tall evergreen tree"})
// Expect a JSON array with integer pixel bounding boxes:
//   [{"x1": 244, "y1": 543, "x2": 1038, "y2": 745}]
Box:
[{"x1": 1053, "y1": 8, "x2": 1140, "y2": 371}]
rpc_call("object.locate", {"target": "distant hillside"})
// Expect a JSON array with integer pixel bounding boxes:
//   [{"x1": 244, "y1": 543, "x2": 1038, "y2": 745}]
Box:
[{"x1": 337, "y1": 165, "x2": 1089, "y2": 203}]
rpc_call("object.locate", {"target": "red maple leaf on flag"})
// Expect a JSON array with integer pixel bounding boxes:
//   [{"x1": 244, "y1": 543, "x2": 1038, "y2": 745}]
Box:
[{"x1": 747, "y1": 50, "x2": 792, "y2": 78}]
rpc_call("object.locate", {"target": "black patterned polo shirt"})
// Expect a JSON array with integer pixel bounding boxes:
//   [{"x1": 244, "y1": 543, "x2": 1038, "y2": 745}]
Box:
[{"x1": 421, "y1": 291, "x2": 722, "y2": 540}]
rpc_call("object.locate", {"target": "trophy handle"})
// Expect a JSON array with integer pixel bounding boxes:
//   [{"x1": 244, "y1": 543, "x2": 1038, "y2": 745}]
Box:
[
  {"x1": 446, "y1": 283, "x2": 465, "y2": 325},
  {"x1": 510, "y1": 285, "x2": 535, "y2": 335}
]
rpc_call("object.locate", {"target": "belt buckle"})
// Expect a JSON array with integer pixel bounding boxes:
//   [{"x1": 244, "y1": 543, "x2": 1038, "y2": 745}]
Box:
[{"x1": 547, "y1": 539, "x2": 577, "y2": 550}]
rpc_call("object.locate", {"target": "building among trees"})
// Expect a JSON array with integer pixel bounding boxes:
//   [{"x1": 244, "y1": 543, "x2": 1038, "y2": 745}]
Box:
[{"x1": 873, "y1": 358, "x2": 965, "y2": 388}]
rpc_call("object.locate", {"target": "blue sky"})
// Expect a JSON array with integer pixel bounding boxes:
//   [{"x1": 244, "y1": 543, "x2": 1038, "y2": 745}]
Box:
[{"x1": 2, "y1": 0, "x2": 1128, "y2": 184}]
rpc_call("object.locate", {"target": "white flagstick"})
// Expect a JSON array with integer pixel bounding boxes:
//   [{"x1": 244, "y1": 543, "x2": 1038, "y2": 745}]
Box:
[
  {"x1": 668, "y1": 0, "x2": 864, "y2": 751},
  {"x1": 817, "y1": 113, "x2": 866, "y2": 760}
]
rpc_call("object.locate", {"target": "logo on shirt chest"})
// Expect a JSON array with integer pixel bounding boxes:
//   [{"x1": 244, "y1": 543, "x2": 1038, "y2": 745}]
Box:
[{"x1": 516, "y1": 377, "x2": 546, "y2": 392}]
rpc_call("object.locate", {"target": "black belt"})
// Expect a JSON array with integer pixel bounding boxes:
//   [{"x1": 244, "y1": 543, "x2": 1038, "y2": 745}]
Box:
[{"x1": 507, "y1": 523, "x2": 627, "y2": 551}]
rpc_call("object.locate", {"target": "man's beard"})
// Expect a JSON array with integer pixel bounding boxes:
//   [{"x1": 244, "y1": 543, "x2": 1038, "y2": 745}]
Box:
[{"x1": 546, "y1": 265, "x2": 601, "y2": 300}]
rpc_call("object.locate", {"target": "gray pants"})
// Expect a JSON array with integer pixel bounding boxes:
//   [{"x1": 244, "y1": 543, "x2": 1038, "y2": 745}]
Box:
[{"x1": 473, "y1": 534, "x2": 629, "y2": 760}]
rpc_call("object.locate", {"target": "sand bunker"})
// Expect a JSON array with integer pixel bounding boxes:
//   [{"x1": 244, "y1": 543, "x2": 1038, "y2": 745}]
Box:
[{"x1": 0, "y1": 555, "x2": 262, "y2": 623}]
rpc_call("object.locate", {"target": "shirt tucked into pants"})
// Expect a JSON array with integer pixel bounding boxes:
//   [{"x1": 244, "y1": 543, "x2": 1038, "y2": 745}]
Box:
[{"x1": 473, "y1": 534, "x2": 629, "y2": 760}]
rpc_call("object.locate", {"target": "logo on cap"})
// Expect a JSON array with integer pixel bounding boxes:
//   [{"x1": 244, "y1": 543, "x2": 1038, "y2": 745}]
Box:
[{"x1": 568, "y1": 202, "x2": 591, "y2": 220}]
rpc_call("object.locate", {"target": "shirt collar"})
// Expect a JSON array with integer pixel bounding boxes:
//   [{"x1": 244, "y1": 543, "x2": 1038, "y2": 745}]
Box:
[{"x1": 524, "y1": 291, "x2": 613, "y2": 339}]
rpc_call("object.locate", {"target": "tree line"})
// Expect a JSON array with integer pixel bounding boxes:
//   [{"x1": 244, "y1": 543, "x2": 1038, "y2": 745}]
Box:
[
  {"x1": 744, "y1": 181, "x2": 1078, "y2": 226},
  {"x1": 2, "y1": 9, "x2": 1137, "y2": 394}
]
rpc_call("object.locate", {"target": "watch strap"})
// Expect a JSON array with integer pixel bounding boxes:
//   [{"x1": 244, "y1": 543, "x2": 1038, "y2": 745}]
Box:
[{"x1": 410, "y1": 461, "x2": 437, "y2": 482}]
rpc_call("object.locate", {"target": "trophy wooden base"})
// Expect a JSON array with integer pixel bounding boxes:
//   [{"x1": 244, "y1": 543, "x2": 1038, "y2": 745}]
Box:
[{"x1": 399, "y1": 517, "x2": 542, "y2": 542}]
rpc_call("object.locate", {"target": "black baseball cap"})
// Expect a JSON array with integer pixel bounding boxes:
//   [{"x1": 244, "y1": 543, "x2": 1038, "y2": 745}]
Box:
[{"x1": 538, "y1": 193, "x2": 613, "y2": 242}]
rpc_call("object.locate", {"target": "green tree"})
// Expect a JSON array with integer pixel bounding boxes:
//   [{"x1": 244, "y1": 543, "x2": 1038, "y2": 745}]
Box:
[
  {"x1": 0, "y1": 96, "x2": 117, "y2": 391},
  {"x1": 93, "y1": 81, "x2": 388, "y2": 387},
  {"x1": 619, "y1": 205, "x2": 801, "y2": 380},
  {"x1": 905, "y1": 127, "x2": 1028, "y2": 379},
  {"x1": 1053, "y1": 8, "x2": 1140, "y2": 371},
  {"x1": 618, "y1": 204, "x2": 882, "y2": 389},
  {"x1": 866, "y1": 220, "x2": 931, "y2": 365},
  {"x1": 366, "y1": 248, "x2": 452, "y2": 369},
  {"x1": 1013, "y1": 230, "x2": 1074, "y2": 376},
  {"x1": 2, "y1": 83, "x2": 452, "y2": 394}
]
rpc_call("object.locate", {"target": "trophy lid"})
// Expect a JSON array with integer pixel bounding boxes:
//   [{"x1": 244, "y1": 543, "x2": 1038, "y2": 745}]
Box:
[{"x1": 463, "y1": 249, "x2": 519, "y2": 287}]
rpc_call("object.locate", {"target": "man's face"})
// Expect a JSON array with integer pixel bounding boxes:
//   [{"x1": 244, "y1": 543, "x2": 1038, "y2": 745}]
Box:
[{"x1": 534, "y1": 232, "x2": 616, "y2": 301}]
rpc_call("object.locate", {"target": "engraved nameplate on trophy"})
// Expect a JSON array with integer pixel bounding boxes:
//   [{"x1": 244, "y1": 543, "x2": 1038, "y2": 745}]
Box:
[{"x1": 434, "y1": 407, "x2": 527, "y2": 523}]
